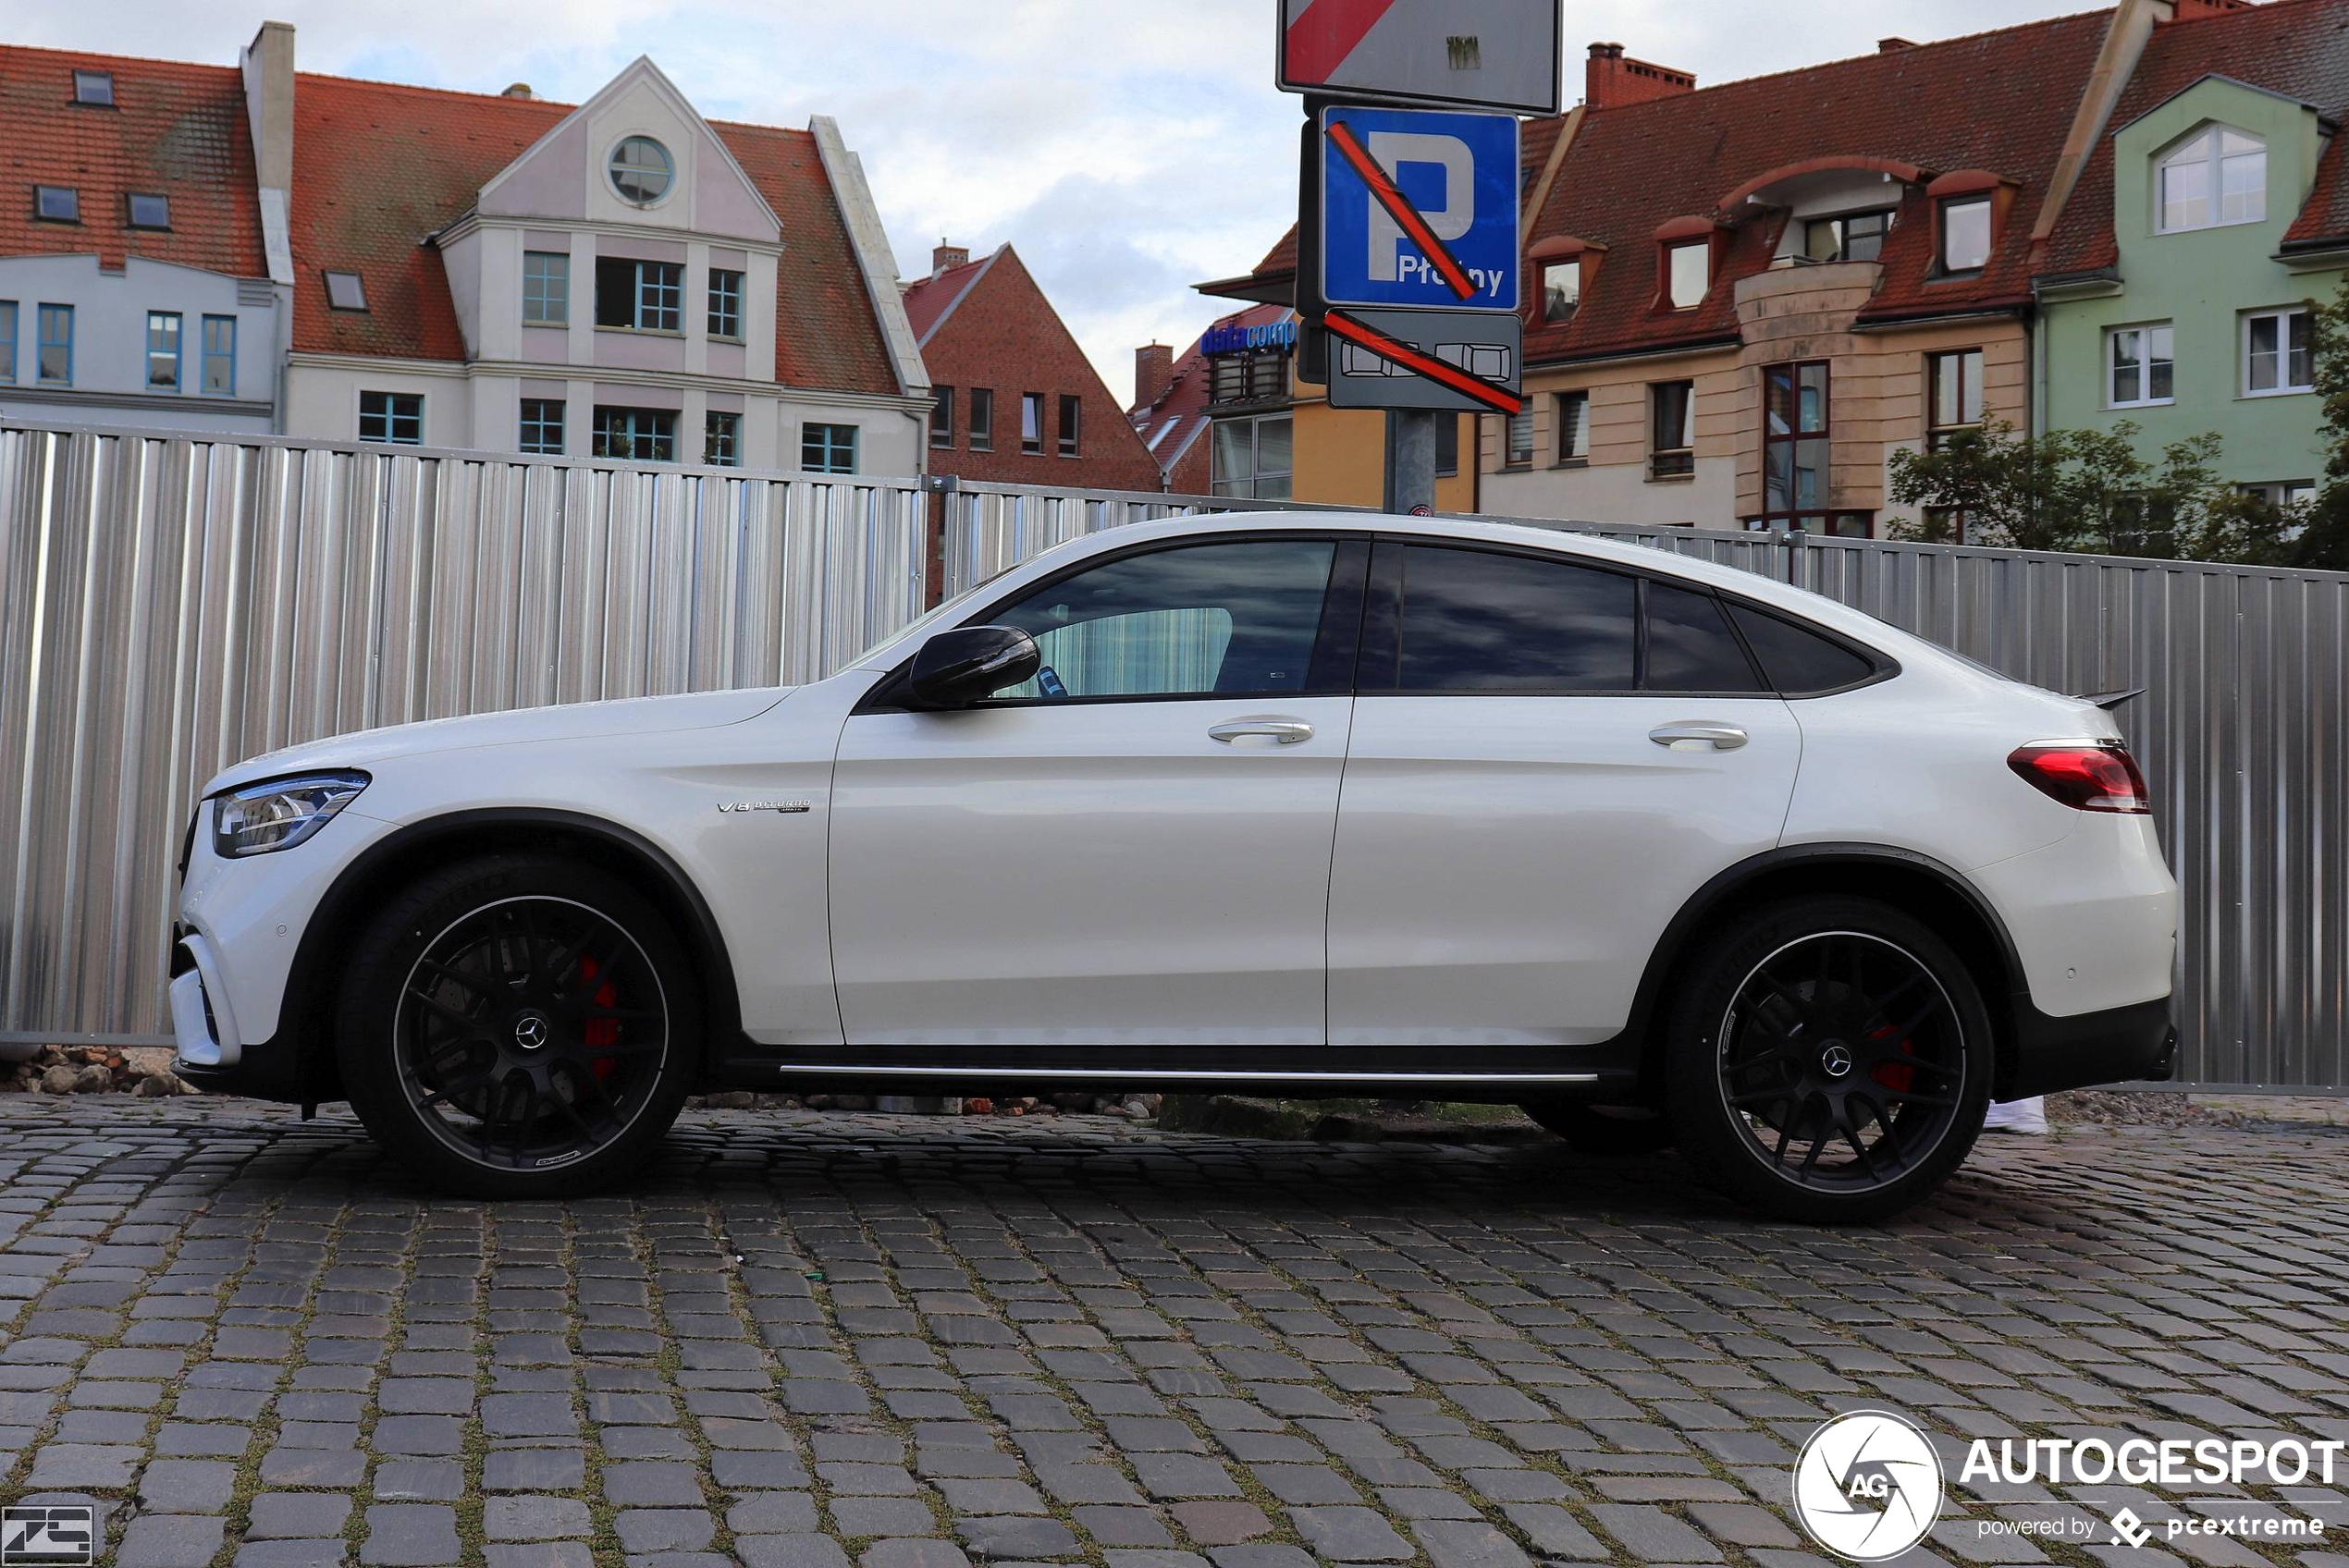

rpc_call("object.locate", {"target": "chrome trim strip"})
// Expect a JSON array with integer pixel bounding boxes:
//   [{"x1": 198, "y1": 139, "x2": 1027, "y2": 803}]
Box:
[{"x1": 760, "y1": 1064, "x2": 1603, "y2": 1084}]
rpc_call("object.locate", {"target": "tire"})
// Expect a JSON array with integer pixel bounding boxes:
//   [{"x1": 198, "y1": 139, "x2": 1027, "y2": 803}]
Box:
[
  {"x1": 1522, "y1": 1100, "x2": 1676, "y2": 1156},
  {"x1": 335, "y1": 853, "x2": 700, "y2": 1198},
  {"x1": 1663, "y1": 895, "x2": 1992, "y2": 1224}
]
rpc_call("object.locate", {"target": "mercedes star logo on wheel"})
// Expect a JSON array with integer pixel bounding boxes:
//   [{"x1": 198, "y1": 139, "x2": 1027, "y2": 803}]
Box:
[
  {"x1": 510, "y1": 1012, "x2": 550, "y2": 1051},
  {"x1": 1819, "y1": 1041, "x2": 1854, "y2": 1078}
]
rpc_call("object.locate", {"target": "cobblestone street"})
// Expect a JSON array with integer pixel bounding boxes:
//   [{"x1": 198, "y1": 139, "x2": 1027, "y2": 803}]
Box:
[{"x1": 0, "y1": 1098, "x2": 2342, "y2": 1568}]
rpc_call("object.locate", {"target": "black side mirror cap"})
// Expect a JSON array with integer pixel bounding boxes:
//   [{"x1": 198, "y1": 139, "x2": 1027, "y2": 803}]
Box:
[{"x1": 905, "y1": 625, "x2": 1041, "y2": 709}]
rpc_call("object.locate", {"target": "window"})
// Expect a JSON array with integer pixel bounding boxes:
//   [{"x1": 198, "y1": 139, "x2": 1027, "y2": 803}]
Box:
[
  {"x1": 609, "y1": 136, "x2": 673, "y2": 204},
  {"x1": 1208, "y1": 351, "x2": 1288, "y2": 404},
  {"x1": 2108, "y1": 324, "x2": 2174, "y2": 407},
  {"x1": 1211, "y1": 413, "x2": 1292, "y2": 499},
  {"x1": 983, "y1": 539, "x2": 1335, "y2": 702},
  {"x1": 1761, "y1": 361, "x2": 1831, "y2": 528},
  {"x1": 592, "y1": 407, "x2": 675, "y2": 462},
  {"x1": 1058, "y1": 394, "x2": 1081, "y2": 458},
  {"x1": 0, "y1": 302, "x2": 15, "y2": 384},
  {"x1": 1923, "y1": 506, "x2": 1979, "y2": 545},
  {"x1": 2242, "y1": 480, "x2": 2316, "y2": 509},
  {"x1": 72, "y1": 70, "x2": 113, "y2": 107},
  {"x1": 2159, "y1": 126, "x2": 2264, "y2": 232},
  {"x1": 1542, "y1": 261, "x2": 1580, "y2": 321},
  {"x1": 1666, "y1": 241, "x2": 1708, "y2": 309},
  {"x1": 1804, "y1": 210, "x2": 1890, "y2": 263},
  {"x1": 1939, "y1": 197, "x2": 1991, "y2": 273},
  {"x1": 37, "y1": 304, "x2": 72, "y2": 385},
  {"x1": 930, "y1": 386, "x2": 954, "y2": 448},
  {"x1": 359, "y1": 391, "x2": 423, "y2": 445},
  {"x1": 1644, "y1": 581, "x2": 1768, "y2": 693},
  {"x1": 2243, "y1": 308, "x2": 2313, "y2": 396},
  {"x1": 595, "y1": 259, "x2": 683, "y2": 332},
  {"x1": 703, "y1": 410, "x2": 741, "y2": 467},
  {"x1": 522, "y1": 251, "x2": 569, "y2": 325},
  {"x1": 519, "y1": 398, "x2": 565, "y2": 455},
  {"x1": 126, "y1": 193, "x2": 169, "y2": 230},
  {"x1": 145, "y1": 312, "x2": 181, "y2": 391},
  {"x1": 707, "y1": 269, "x2": 744, "y2": 340},
  {"x1": 1390, "y1": 545, "x2": 1636, "y2": 692},
  {"x1": 1725, "y1": 602, "x2": 1878, "y2": 695},
  {"x1": 1650, "y1": 380, "x2": 1693, "y2": 478},
  {"x1": 34, "y1": 186, "x2": 79, "y2": 224},
  {"x1": 1020, "y1": 392, "x2": 1044, "y2": 454},
  {"x1": 324, "y1": 271, "x2": 367, "y2": 312},
  {"x1": 969, "y1": 388, "x2": 994, "y2": 452},
  {"x1": 1556, "y1": 390, "x2": 1590, "y2": 463},
  {"x1": 1434, "y1": 413, "x2": 1458, "y2": 478},
  {"x1": 1505, "y1": 408, "x2": 1534, "y2": 468},
  {"x1": 803, "y1": 423, "x2": 857, "y2": 474},
  {"x1": 1926, "y1": 349, "x2": 1984, "y2": 447},
  {"x1": 200, "y1": 317, "x2": 235, "y2": 396}
]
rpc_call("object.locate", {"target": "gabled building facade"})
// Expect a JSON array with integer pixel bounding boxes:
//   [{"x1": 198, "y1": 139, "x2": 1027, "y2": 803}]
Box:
[{"x1": 1126, "y1": 302, "x2": 1297, "y2": 496}]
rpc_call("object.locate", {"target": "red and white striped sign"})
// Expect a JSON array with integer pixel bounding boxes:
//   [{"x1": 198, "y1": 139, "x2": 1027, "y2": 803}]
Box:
[{"x1": 1278, "y1": 0, "x2": 1561, "y2": 116}]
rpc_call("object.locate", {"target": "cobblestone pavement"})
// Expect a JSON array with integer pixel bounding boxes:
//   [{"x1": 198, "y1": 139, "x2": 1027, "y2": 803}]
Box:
[{"x1": 0, "y1": 1098, "x2": 2343, "y2": 1568}]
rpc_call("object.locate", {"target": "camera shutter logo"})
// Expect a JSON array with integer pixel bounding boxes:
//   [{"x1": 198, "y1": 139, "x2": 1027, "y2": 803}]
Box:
[
  {"x1": 2, "y1": 1505, "x2": 94, "y2": 1567},
  {"x1": 1791, "y1": 1410, "x2": 1945, "y2": 1562}
]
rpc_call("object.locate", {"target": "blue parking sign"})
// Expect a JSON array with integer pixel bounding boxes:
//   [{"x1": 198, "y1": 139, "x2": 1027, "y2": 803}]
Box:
[{"x1": 1321, "y1": 104, "x2": 1519, "y2": 312}]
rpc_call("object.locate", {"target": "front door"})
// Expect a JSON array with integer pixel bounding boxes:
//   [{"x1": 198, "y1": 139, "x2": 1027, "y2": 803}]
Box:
[{"x1": 830, "y1": 534, "x2": 1364, "y2": 1047}]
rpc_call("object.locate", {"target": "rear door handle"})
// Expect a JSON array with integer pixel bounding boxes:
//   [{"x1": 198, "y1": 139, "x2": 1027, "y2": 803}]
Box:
[
  {"x1": 1209, "y1": 718, "x2": 1314, "y2": 745},
  {"x1": 1649, "y1": 721, "x2": 1749, "y2": 751}
]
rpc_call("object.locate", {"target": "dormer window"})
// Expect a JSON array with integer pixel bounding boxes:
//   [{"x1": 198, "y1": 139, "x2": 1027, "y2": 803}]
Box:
[
  {"x1": 1666, "y1": 241, "x2": 1708, "y2": 309},
  {"x1": 609, "y1": 136, "x2": 673, "y2": 205},
  {"x1": 1804, "y1": 210, "x2": 1890, "y2": 263},
  {"x1": 1938, "y1": 197, "x2": 1991, "y2": 273},
  {"x1": 71, "y1": 70, "x2": 112, "y2": 107},
  {"x1": 1541, "y1": 261, "x2": 1580, "y2": 321},
  {"x1": 2158, "y1": 126, "x2": 2264, "y2": 232}
]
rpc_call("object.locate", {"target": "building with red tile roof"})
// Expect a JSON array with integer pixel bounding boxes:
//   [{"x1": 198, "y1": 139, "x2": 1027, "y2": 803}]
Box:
[{"x1": 1126, "y1": 303, "x2": 1296, "y2": 496}]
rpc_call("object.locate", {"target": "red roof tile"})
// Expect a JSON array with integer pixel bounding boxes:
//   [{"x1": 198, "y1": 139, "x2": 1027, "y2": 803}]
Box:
[{"x1": 0, "y1": 43, "x2": 266, "y2": 277}]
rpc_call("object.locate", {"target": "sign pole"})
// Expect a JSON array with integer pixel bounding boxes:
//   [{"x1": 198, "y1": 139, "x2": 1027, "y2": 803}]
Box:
[{"x1": 1383, "y1": 409, "x2": 1437, "y2": 514}]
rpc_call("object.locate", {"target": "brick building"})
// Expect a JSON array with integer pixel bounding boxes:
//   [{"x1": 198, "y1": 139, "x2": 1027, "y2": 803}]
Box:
[
  {"x1": 1125, "y1": 302, "x2": 1296, "y2": 496},
  {"x1": 904, "y1": 241, "x2": 1162, "y2": 491}
]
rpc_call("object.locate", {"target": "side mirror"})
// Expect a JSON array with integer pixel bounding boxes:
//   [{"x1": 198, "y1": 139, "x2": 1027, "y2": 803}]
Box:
[{"x1": 906, "y1": 625, "x2": 1040, "y2": 709}]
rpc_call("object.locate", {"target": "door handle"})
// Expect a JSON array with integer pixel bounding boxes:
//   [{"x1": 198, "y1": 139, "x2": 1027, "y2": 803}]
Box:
[
  {"x1": 1650, "y1": 721, "x2": 1749, "y2": 751},
  {"x1": 1209, "y1": 718, "x2": 1314, "y2": 745}
]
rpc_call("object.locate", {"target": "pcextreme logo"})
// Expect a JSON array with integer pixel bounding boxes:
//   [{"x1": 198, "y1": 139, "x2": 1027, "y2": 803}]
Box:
[{"x1": 1791, "y1": 1410, "x2": 1945, "y2": 1562}]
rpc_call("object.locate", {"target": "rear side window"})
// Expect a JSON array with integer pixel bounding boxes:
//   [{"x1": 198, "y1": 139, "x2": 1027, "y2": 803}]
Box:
[
  {"x1": 1726, "y1": 602, "x2": 1880, "y2": 694},
  {"x1": 1396, "y1": 545, "x2": 1634, "y2": 691},
  {"x1": 1643, "y1": 582, "x2": 1765, "y2": 692}
]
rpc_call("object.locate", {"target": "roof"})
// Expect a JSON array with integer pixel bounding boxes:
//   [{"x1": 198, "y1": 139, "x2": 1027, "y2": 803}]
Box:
[
  {"x1": 1127, "y1": 302, "x2": 1290, "y2": 484},
  {"x1": 0, "y1": 43, "x2": 267, "y2": 277},
  {"x1": 287, "y1": 72, "x2": 900, "y2": 394},
  {"x1": 2041, "y1": 0, "x2": 2349, "y2": 269},
  {"x1": 1526, "y1": 7, "x2": 2116, "y2": 364},
  {"x1": 899, "y1": 247, "x2": 999, "y2": 345}
]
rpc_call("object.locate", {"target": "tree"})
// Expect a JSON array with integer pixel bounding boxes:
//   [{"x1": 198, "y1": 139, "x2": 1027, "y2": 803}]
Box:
[{"x1": 2288, "y1": 271, "x2": 2349, "y2": 570}]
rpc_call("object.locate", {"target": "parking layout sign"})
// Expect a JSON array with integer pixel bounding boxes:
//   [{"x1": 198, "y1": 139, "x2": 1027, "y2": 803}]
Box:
[{"x1": 1321, "y1": 104, "x2": 1518, "y2": 312}]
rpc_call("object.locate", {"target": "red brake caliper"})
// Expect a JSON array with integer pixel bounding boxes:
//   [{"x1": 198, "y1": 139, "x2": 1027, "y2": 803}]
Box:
[
  {"x1": 1868, "y1": 1026, "x2": 1915, "y2": 1094},
  {"x1": 581, "y1": 956, "x2": 620, "y2": 1081}
]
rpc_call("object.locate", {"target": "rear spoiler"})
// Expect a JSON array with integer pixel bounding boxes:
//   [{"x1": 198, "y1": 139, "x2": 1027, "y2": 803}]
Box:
[{"x1": 2073, "y1": 688, "x2": 2142, "y2": 710}]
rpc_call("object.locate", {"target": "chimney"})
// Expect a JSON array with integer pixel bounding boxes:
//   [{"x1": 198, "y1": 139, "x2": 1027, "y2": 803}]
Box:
[
  {"x1": 1583, "y1": 42, "x2": 1695, "y2": 110},
  {"x1": 1134, "y1": 343, "x2": 1174, "y2": 410},
  {"x1": 239, "y1": 21, "x2": 295, "y2": 288},
  {"x1": 501, "y1": 82, "x2": 535, "y2": 99},
  {"x1": 931, "y1": 239, "x2": 970, "y2": 276},
  {"x1": 1878, "y1": 37, "x2": 1915, "y2": 51}
]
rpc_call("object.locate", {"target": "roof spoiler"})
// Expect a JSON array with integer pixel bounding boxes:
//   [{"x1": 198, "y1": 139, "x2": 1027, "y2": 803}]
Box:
[{"x1": 2074, "y1": 688, "x2": 2142, "y2": 710}]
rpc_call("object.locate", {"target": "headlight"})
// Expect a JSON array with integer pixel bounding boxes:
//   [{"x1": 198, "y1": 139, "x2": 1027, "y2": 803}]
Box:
[{"x1": 213, "y1": 772, "x2": 370, "y2": 858}]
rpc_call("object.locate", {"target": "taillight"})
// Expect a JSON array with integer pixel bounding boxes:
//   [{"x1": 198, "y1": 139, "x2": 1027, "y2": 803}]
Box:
[{"x1": 2007, "y1": 741, "x2": 2151, "y2": 815}]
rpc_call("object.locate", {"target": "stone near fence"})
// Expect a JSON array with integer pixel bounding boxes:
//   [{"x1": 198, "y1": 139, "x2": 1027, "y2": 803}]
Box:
[{"x1": 6, "y1": 1044, "x2": 199, "y2": 1096}]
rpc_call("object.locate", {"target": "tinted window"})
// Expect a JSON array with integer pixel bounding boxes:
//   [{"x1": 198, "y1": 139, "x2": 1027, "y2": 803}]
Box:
[
  {"x1": 1644, "y1": 582, "x2": 1765, "y2": 692},
  {"x1": 1726, "y1": 602, "x2": 1879, "y2": 694},
  {"x1": 987, "y1": 540, "x2": 1334, "y2": 699},
  {"x1": 1396, "y1": 545, "x2": 1634, "y2": 692}
]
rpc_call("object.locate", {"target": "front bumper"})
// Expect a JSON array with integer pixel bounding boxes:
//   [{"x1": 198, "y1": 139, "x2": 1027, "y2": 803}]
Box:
[{"x1": 2003, "y1": 995, "x2": 2177, "y2": 1097}]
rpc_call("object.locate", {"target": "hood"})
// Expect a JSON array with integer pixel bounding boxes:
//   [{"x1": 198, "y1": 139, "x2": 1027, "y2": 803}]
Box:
[{"x1": 204, "y1": 687, "x2": 794, "y2": 795}]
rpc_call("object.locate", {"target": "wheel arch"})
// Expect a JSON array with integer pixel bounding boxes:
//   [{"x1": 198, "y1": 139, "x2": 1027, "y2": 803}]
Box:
[
  {"x1": 277, "y1": 807, "x2": 744, "y2": 1105},
  {"x1": 1624, "y1": 843, "x2": 2029, "y2": 1100}
]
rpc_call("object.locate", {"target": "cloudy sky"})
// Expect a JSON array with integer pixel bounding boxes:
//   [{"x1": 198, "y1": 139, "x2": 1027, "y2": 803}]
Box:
[{"x1": 19, "y1": 1, "x2": 2104, "y2": 403}]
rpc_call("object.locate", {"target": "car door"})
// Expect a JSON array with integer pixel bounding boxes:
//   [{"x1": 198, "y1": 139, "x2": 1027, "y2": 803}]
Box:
[
  {"x1": 829, "y1": 533, "x2": 1366, "y2": 1047},
  {"x1": 1327, "y1": 539, "x2": 1803, "y2": 1047}
]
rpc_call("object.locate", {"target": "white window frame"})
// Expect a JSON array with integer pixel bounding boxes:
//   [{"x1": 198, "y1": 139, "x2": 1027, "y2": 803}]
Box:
[
  {"x1": 2157, "y1": 124, "x2": 2265, "y2": 234},
  {"x1": 1211, "y1": 412, "x2": 1292, "y2": 500},
  {"x1": 2106, "y1": 323, "x2": 2174, "y2": 410},
  {"x1": 1665, "y1": 242, "x2": 1708, "y2": 310},
  {"x1": 2241, "y1": 306, "x2": 2313, "y2": 398}
]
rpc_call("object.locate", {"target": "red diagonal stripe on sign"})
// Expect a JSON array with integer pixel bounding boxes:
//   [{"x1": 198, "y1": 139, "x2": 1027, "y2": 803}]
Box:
[
  {"x1": 1325, "y1": 119, "x2": 1477, "y2": 301},
  {"x1": 1285, "y1": 0, "x2": 1400, "y2": 85},
  {"x1": 1324, "y1": 311, "x2": 1524, "y2": 415}
]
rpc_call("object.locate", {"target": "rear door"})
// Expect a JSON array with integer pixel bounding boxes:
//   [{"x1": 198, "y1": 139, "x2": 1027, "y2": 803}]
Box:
[{"x1": 1327, "y1": 540, "x2": 1802, "y2": 1046}]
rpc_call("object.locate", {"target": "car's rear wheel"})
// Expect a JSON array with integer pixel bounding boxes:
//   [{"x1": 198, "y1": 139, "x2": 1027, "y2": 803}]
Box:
[
  {"x1": 1666, "y1": 896, "x2": 1991, "y2": 1223},
  {"x1": 336, "y1": 854, "x2": 698, "y2": 1196},
  {"x1": 1521, "y1": 1100, "x2": 1676, "y2": 1156}
]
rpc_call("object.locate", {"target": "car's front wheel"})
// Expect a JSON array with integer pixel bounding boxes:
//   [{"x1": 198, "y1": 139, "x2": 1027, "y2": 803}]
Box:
[
  {"x1": 1665, "y1": 897, "x2": 1992, "y2": 1224},
  {"x1": 336, "y1": 854, "x2": 698, "y2": 1196}
]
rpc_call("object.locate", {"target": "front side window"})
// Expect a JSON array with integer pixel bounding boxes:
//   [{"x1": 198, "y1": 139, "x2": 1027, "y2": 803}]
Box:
[
  {"x1": 201, "y1": 315, "x2": 235, "y2": 395},
  {"x1": 126, "y1": 193, "x2": 170, "y2": 229},
  {"x1": 145, "y1": 311, "x2": 181, "y2": 390},
  {"x1": 1557, "y1": 390, "x2": 1590, "y2": 462},
  {"x1": 707, "y1": 269, "x2": 744, "y2": 340},
  {"x1": 968, "y1": 388, "x2": 994, "y2": 452},
  {"x1": 34, "y1": 186, "x2": 79, "y2": 223},
  {"x1": 0, "y1": 302, "x2": 17, "y2": 385},
  {"x1": 1927, "y1": 349, "x2": 1984, "y2": 447},
  {"x1": 593, "y1": 406, "x2": 676, "y2": 461},
  {"x1": 594, "y1": 259, "x2": 683, "y2": 332},
  {"x1": 1020, "y1": 392, "x2": 1044, "y2": 454},
  {"x1": 704, "y1": 410, "x2": 740, "y2": 467},
  {"x1": 1211, "y1": 413, "x2": 1292, "y2": 499},
  {"x1": 1058, "y1": 394, "x2": 1081, "y2": 458},
  {"x1": 1939, "y1": 197, "x2": 1991, "y2": 272},
  {"x1": 2243, "y1": 307, "x2": 2313, "y2": 396},
  {"x1": 2108, "y1": 323, "x2": 2174, "y2": 407},
  {"x1": 982, "y1": 539, "x2": 1335, "y2": 702},
  {"x1": 1650, "y1": 380, "x2": 1693, "y2": 478},
  {"x1": 1390, "y1": 545, "x2": 1636, "y2": 692},
  {"x1": 609, "y1": 136, "x2": 673, "y2": 205},
  {"x1": 519, "y1": 398, "x2": 565, "y2": 455},
  {"x1": 930, "y1": 386, "x2": 954, "y2": 448},
  {"x1": 522, "y1": 251, "x2": 569, "y2": 325},
  {"x1": 1804, "y1": 210, "x2": 1890, "y2": 263},
  {"x1": 2159, "y1": 125, "x2": 2264, "y2": 232},
  {"x1": 1666, "y1": 241, "x2": 1708, "y2": 309},
  {"x1": 1762, "y1": 361, "x2": 1831, "y2": 527},
  {"x1": 359, "y1": 390, "x2": 423, "y2": 445},
  {"x1": 37, "y1": 303, "x2": 72, "y2": 384},
  {"x1": 803, "y1": 422, "x2": 856, "y2": 474},
  {"x1": 1542, "y1": 261, "x2": 1580, "y2": 321}
]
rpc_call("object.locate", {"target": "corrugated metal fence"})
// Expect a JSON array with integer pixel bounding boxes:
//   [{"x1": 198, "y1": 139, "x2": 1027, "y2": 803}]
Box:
[{"x1": 4, "y1": 423, "x2": 2343, "y2": 1090}]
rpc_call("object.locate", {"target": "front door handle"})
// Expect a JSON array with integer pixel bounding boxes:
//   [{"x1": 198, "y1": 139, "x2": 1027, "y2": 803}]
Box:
[
  {"x1": 1209, "y1": 717, "x2": 1314, "y2": 745},
  {"x1": 1650, "y1": 721, "x2": 1749, "y2": 751}
]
